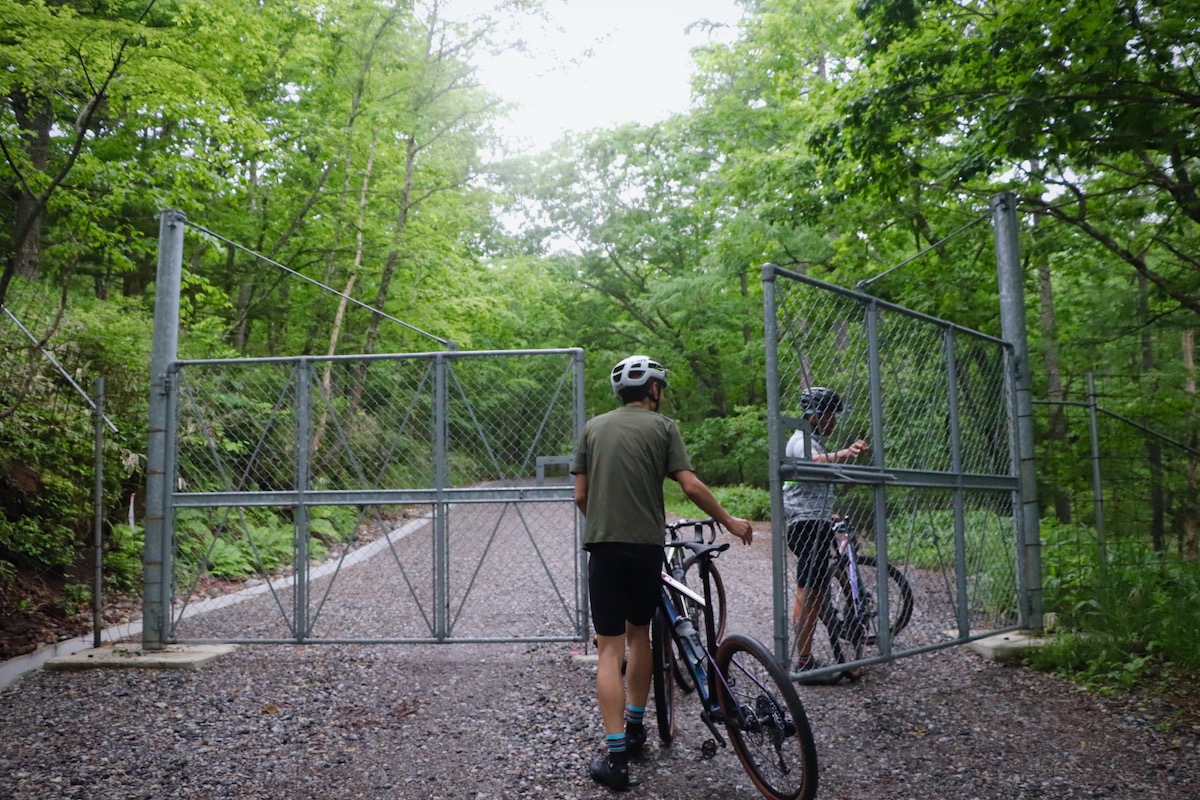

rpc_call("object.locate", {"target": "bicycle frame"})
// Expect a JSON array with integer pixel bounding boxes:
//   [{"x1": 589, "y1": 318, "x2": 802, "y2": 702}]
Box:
[
  {"x1": 654, "y1": 519, "x2": 820, "y2": 799},
  {"x1": 832, "y1": 520, "x2": 870, "y2": 641},
  {"x1": 659, "y1": 525, "x2": 743, "y2": 747}
]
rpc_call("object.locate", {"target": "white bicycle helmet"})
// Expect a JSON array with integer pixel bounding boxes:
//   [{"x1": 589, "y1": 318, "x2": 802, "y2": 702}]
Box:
[{"x1": 610, "y1": 355, "x2": 668, "y2": 396}]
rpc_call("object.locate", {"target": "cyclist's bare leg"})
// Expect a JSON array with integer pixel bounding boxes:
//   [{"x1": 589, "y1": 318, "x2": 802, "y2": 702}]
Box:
[
  {"x1": 595, "y1": 622, "x2": 652, "y2": 735},
  {"x1": 595, "y1": 633, "x2": 629, "y2": 735},
  {"x1": 792, "y1": 587, "x2": 822, "y2": 658},
  {"x1": 624, "y1": 620, "x2": 653, "y2": 712}
]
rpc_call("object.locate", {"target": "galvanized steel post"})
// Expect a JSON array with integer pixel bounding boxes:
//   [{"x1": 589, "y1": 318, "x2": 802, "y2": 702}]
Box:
[
  {"x1": 294, "y1": 358, "x2": 312, "y2": 641},
  {"x1": 143, "y1": 210, "x2": 185, "y2": 650},
  {"x1": 92, "y1": 377, "x2": 105, "y2": 649},
  {"x1": 761, "y1": 263, "x2": 791, "y2": 662},
  {"x1": 991, "y1": 192, "x2": 1044, "y2": 629},
  {"x1": 572, "y1": 348, "x2": 590, "y2": 640}
]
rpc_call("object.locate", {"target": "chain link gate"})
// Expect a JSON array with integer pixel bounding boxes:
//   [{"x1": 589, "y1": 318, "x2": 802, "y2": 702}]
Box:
[
  {"x1": 142, "y1": 212, "x2": 588, "y2": 647},
  {"x1": 762, "y1": 199, "x2": 1040, "y2": 680},
  {"x1": 156, "y1": 349, "x2": 586, "y2": 644}
]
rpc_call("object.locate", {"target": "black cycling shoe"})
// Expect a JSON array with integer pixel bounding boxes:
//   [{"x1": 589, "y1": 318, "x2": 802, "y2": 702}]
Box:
[
  {"x1": 589, "y1": 753, "x2": 630, "y2": 791},
  {"x1": 794, "y1": 654, "x2": 849, "y2": 685},
  {"x1": 625, "y1": 723, "x2": 647, "y2": 759}
]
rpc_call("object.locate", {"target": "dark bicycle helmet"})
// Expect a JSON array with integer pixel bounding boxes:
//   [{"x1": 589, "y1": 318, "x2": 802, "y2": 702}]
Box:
[
  {"x1": 800, "y1": 386, "x2": 845, "y2": 414},
  {"x1": 610, "y1": 355, "x2": 668, "y2": 396}
]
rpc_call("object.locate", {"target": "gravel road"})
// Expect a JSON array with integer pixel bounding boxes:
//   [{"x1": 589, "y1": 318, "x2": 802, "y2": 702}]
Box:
[{"x1": 2, "y1": 518, "x2": 1197, "y2": 800}]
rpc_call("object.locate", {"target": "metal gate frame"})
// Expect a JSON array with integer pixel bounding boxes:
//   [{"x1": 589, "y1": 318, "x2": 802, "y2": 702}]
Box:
[
  {"x1": 142, "y1": 211, "x2": 587, "y2": 649},
  {"x1": 762, "y1": 193, "x2": 1042, "y2": 676}
]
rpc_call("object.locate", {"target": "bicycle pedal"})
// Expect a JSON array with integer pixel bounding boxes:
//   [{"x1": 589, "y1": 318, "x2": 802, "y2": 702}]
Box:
[{"x1": 701, "y1": 739, "x2": 718, "y2": 759}]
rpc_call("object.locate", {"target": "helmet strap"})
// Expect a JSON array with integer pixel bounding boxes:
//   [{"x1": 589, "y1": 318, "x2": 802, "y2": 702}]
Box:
[{"x1": 648, "y1": 380, "x2": 663, "y2": 412}]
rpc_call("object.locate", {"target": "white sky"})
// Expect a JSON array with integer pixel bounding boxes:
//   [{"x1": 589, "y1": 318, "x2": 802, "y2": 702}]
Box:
[{"x1": 454, "y1": 0, "x2": 745, "y2": 153}]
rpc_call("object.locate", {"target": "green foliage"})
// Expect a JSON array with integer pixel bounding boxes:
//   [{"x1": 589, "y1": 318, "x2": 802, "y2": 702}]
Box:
[
  {"x1": 684, "y1": 406, "x2": 770, "y2": 489},
  {"x1": 1034, "y1": 523, "x2": 1200, "y2": 687},
  {"x1": 0, "y1": 514, "x2": 75, "y2": 571},
  {"x1": 710, "y1": 485, "x2": 772, "y2": 522},
  {"x1": 60, "y1": 582, "x2": 92, "y2": 616},
  {"x1": 664, "y1": 481, "x2": 770, "y2": 523},
  {"x1": 104, "y1": 521, "x2": 144, "y2": 593}
]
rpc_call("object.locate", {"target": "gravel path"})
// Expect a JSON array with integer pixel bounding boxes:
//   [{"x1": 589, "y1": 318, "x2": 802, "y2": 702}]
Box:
[{"x1": 2, "y1": 519, "x2": 1197, "y2": 800}]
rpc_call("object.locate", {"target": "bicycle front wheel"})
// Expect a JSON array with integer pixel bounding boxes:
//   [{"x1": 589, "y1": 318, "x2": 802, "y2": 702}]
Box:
[
  {"x1": 651, "y1": 607, "x2": 675, "y2": 744},
  {"x1": 716, "y1": 634, "x2": 818, "y2": 800}
]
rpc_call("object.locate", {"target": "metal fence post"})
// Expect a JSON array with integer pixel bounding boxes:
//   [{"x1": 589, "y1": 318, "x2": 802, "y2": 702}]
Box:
[
  {"x1": 761, "y1": 264, "x2": 790, "y2": 663},
  {"x1": 864, "y1": 298, "x2": 895, "y2": 651},
  {"x1": 294, "y1": 359, "x2": 312, "y2": 641},
  {"x1": 1086, "y1": 373, "x2": 1107, "y2": 581},
  {"x1": 434, "y1": 352, "x2": 448, "y2": 640},
  {"x1": 991, "y1": 192, "x2": 1043, "y2": 630},
  {"x1": 92, "y1": 377, "x2": 105, "y2": 649},
  {"x1": 143, "y1": 209, "x2": 185, "y2": 651},
  {"x1": 572, "y1": 348, "x2": 589, "y2": 640}
]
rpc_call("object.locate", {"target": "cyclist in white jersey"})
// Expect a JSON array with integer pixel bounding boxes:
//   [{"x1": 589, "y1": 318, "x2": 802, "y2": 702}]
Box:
[{"x1": 784, "y1": 387, "x2": 869, "y2": 672}]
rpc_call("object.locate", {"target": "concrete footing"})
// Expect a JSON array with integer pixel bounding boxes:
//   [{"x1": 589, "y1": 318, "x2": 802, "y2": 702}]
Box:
[
  {"x1": 44, "y1": 643, "x2": 237, "y2": 672},
  {"x1": 965, "y1": 630, "x2": 1051, "y2": 662}
]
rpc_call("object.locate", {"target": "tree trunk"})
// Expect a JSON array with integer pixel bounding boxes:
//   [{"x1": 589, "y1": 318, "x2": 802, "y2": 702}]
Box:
[
  {"x1": 3, "y1": 89, "x2": 53, "y2": 296},
  {"x1": 1138, "y1": 275, "x2": 1165, "y2": 552},
  {"x1": 1031, "y1": 216, "x2": 1071, "y2": 523},
  {"x1": 1184, "y1": 329, "x2": 1198, "y2": 561},
  {"x1": 313, "y1": 135, "x2": 377, "y2": 456}
]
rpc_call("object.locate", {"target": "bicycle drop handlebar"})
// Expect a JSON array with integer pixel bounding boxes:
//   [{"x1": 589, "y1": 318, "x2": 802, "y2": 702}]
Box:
[{"x1": 665, "y1": 518, "x2": 729, "y2": 559}]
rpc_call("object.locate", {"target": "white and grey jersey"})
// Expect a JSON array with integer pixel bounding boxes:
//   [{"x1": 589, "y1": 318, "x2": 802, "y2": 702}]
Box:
[{"x1": 782, "y1": 429, "x2": 834, "y2": 521}]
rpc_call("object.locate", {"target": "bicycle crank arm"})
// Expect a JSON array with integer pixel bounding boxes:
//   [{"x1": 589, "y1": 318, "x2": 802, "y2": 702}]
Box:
[{"x1": 699, "y1": 708, "x2": 728, "y2": 750}]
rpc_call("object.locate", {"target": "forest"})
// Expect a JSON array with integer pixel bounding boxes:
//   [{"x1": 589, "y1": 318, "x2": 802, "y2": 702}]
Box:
[{"x1": 1, "y1": 0, "x2": 1198, "y2": 685}]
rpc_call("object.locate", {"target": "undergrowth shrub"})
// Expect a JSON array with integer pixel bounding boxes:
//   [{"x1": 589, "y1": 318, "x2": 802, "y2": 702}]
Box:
[{"x1": 1034, "y1": 521, "x2": 1200, "y2": 687}]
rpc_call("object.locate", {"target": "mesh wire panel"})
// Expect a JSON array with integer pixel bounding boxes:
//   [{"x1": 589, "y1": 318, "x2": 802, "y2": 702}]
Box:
[
  {"x1": 174, "y1": 361, "x2": 300, "y2": 494},
  {"x1": 166, "y1": 350, "x2": 583, "y2": 643},
  {"x1": 1037, "y1": 400, "x2": 1200, "y2": 601},
  {"x1": 306, "y1": 357, "x2": 436, "y2": 491},
  {"x1": 768, "y1": 268, "x2": 1022, "y2": 671}
]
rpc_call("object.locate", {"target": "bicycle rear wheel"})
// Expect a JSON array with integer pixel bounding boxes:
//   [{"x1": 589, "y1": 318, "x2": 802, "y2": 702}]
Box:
[
  {"x1": 853, "y1": 555, "x2": 914, "y2": 644},
  {"x1": 716, "y1": 634, "x2": 818, "y2": 800},
  {"x1": 651, "y1": 607, "x2": 675, "y2": 744}
]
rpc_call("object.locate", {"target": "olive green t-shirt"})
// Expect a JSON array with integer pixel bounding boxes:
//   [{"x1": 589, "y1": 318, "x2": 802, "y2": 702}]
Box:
[{"x1": 570, "y1": 405, "x2": 694, "y2": 547}]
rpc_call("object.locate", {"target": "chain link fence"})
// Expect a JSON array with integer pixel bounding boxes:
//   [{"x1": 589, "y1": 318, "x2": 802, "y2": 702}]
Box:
[
  {"x1": 162, "y1": 349, "x2": 586, "y2": 644},
  {"x1": 764, "y1": 265, "x2": 1027, "y2": 680},
  {"x1": 1037, "y1": 382, "x2": 1200, "y2": 596}
]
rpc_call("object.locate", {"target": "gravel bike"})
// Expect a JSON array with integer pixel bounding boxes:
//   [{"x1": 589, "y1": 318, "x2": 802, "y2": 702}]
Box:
[
  {"x1": 809, "y1": 517, "x2": 914, "y2": 678},
  {"x1": 653, "y1": 518, "x2": 818, "y2": 800}
]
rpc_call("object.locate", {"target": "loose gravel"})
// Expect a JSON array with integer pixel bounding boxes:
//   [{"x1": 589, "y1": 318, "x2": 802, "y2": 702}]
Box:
[{"x1": 2, "y1": 520, "x2": 1197, "y2": 800}]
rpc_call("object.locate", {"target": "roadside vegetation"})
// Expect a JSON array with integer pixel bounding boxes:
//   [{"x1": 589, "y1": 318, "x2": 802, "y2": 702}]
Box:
[{"x1": 1, "y1": 0, "x2": 1197, "y2": 710}]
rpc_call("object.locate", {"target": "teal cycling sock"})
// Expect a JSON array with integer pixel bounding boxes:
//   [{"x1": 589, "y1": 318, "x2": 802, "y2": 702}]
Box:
[
  {"x1": 624, "y1": 704, "x2": 645, "y2": 726},
  {"x1": 605, "y1": 732, "x2": 627, "y2": 755}
]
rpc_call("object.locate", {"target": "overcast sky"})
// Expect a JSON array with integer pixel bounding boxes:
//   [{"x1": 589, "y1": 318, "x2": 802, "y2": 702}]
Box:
[{"x1": 454, "y1": 0, "x2": 745, "y2": 153}]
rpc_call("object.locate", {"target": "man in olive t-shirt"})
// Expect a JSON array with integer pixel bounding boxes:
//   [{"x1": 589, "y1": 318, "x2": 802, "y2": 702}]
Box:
[{"x1": 571, "y1": 354, "x2": 752, "y2": 791}]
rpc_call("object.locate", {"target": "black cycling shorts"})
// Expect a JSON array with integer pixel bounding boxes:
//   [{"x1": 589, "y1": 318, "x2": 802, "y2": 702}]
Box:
[
  {"x1": 587, "y1": 542, "x2": 663, "y2": 637},
  {"x1": 786, "y1": 518, "x2": 833, "y2": 588}
]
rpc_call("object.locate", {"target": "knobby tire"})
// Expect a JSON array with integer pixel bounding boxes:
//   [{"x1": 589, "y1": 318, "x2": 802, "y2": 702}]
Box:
[
  {"x1": 651, "y1": 607, "x2": 675, "y2": 744},
  {"x1": 716, "y1": 634, "x2": 818, "y2": 800}
]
